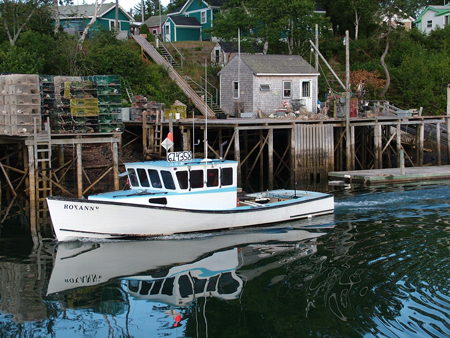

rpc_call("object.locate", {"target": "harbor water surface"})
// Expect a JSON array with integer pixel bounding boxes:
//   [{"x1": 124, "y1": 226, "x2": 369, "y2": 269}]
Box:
[{"x1": 0, "y1": 183, "x2": 449, "y2": 337}]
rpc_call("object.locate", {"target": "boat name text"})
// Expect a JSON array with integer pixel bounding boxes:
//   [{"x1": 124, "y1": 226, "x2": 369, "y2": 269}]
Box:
[
  {"x1": 167, "y1": 151, "x2": 192, "y2": 162},
  {"x1": 65, "y1": 274, "x2": 102, "y2": 284},
  {"x1": 64, "y1": 204, "x2": 99, "y2": 211}
]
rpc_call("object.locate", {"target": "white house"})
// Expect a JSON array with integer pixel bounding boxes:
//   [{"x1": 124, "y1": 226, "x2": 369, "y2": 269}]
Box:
[{"x1": 415, "y1": 5, "x2": 450, "y2": 34}]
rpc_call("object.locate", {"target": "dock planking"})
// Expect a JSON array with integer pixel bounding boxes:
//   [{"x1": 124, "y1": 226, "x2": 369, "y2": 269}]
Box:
[{"x1": 328, "y1": 166, "x2": 450, "y2": 185}]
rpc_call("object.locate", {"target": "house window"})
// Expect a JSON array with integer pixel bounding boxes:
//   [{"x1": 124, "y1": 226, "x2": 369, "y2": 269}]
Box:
[
  {"x1": 283, "y1": 81, "x2": 291, "y2": 98},
  {"x1": 152, "y1": 29, "x2": 157, "y2": 35},
  {"x1": 233, "y1": 81, "x2": 239, "y2": 99},
  {"x1": 260, "y1": 84, "x2": 270, "y2": 91},
  {"x1": 302, "y1": 81, "x2": 310, "y2": 97},
  {"x1": 201, "y1": 11, "x2": 207, "y2": 24},
  {"x1": 445, "y1": 16, "x2": 449, "y2": 26},
  {"x1": 215, "y1": 48, "x2": 220, "y2": 63},
  {"x1": 110, "y1": 20, "x2": 121, "y2": 30},
  {"x1": 427, "y1": 20, "x2": 432, "y2": 28}
]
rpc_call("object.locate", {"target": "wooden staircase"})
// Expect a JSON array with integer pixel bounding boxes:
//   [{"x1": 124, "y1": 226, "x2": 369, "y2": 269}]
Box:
[
  {"x1": 185, "y1": 75, "x2": 225, "y2": 116},
  {"x1": 132, "y1": 35, "x2": 216, "y2": 117}
]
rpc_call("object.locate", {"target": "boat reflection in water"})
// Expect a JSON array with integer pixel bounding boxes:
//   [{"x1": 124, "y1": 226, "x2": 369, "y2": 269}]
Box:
[{"x1": 47, "y1": 218, "x2": 335, "y2": 326}]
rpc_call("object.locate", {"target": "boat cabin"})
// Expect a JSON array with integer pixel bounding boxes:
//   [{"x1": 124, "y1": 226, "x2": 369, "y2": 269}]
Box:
[
  {"x1": 125, "y1": 158, "x2": 237, "y2": 193},
  {"x1": 88, "y1": 157, "x2": 239, "y2": 210}
]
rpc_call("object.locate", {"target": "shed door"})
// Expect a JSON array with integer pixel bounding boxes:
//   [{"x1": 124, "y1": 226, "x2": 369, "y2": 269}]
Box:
[
  {"x1": 301, "y1": 81, "x2": 312, "y2": 112},
  {"x1": 165, "y1": 23, "x2": 171, "y2": 42}
]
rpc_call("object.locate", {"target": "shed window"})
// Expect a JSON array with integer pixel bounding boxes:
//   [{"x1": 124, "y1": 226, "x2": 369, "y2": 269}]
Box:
[
  {"x1": 302, "y1": 81, "x2": 311, "y2": 97},
  {"x1": 190, "y1": 170, "x2": 204, "y2": 188},
  {"x1": 148, "y1": 169, "x2": 162, "y2": 188},
  {"x1": 427, "y1": 20, "x2": 432, "y2": 28},
  {"x1": 201, "y1": 11, "x2": 206, "y2": 24},
  {"x1": 260, "y1": 84, "x2": 270, "y2": 91},
  {"x1": 215, "y1": 48, "x2": 220, "y2": 63},
  {"x1": 283, "y1": 81, "x2": 292, "y2": 98},
  {"x1": 233, "y1": 81, "x2": 239, "y2": 99}
]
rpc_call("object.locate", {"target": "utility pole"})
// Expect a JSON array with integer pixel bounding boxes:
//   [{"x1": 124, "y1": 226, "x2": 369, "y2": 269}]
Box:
[{"x1": 345, "y1": 30, "x2": 352, "y2": 171}]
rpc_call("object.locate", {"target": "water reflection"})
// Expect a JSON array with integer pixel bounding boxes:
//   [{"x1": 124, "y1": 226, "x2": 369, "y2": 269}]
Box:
[{"x1": 1, "y1": 183, "x2": 450, "y2": 337}]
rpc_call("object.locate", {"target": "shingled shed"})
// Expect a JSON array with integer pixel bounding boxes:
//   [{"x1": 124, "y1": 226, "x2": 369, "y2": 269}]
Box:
[{"x1": 219, "y1": 54, "x2": 319, "y2": 116}]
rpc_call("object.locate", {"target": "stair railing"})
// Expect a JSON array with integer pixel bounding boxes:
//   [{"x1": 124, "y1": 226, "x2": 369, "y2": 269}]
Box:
[{"x1": 200, "y1": 76, "x2": 219, "y2": 105}]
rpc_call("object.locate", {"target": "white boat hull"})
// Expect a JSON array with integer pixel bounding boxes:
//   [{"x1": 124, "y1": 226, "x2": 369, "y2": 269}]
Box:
[{"x1": 47, "y1": 191, "x2": 334, "y2": 241}]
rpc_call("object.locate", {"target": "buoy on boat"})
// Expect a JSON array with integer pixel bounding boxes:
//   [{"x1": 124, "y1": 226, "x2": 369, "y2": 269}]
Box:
[{"x1": 167, "y1": 132, "x2": 173, "y2": 142}]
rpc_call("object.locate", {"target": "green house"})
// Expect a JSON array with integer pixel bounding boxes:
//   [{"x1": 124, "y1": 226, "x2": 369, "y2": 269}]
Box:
[
  {"x1": 58, "y1": 3, "x2": 134, "y2": 39},
  {"x1": 165, "y1": 0, "x2": 225, "y2": 41}
]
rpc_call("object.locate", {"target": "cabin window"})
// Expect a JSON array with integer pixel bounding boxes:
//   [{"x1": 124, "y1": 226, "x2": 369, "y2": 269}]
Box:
[
  {"x1": 192, "y1": 276, "x2": 207, "y2": 294},
  {"x1": 233, "y1": 81, "x2": 239, "y2": 99},
  {"x1": 179, "y1": 275, "x2": 193, "y2": 298},
  {"x1": 221, "y1": 167, "x2": 233, "y2": 186},
  {"x1": 190, "y1": 170, "x2": 204, "y2": 188},
  {"x1": 128, "y1": 280, "x2": 139, "y2": 292},
  {"x1": 148, "y1": 169, "x2": 162, "y2": 188},
  {"x1": 206, "y1": 275, "x2": 219, "y2": 291},
  {"x1": 161, "y1": 170, "x2": 176, "y2": 190},
  {"x1": 161, "y1": 277, "x2": 174, "y2": 296},
  {"x1": 283, "y1": 81, "x2": 292, "y2": 98},
  {"x1": 260, "y1": 84, "x2": 270, "y2": 91},
  {"x1": 218, "y1": 272, "x2": 240, "y2": 294},
  {"x1": 150, "y1": 279, "x2": 164, "y2": 295},
  {"x1": 137, "y1": 168, "x2": 150, "y2": 187},
  {"x1": 176, "y1": 171, "x2": 189, "y2": 189},
  {"x1": 139, "y1": 281, "x2": 153, "y2": 295},
  {"x1": 127, "y1": 168, "x2": 139, "y2": 187},
  {"x1": 207, "y1": 169, "x2": 219, "y2": 187}
]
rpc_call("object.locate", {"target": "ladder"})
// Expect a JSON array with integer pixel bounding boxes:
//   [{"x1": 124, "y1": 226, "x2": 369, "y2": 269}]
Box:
[{"x1": 33, "y1": 117, "x2": 52, "y2": 221}]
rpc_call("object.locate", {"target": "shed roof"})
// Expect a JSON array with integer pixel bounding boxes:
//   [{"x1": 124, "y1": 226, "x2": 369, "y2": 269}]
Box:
[
  {"x1": 143, "y1": 15, "x2": 168, "y2": 27},
  {"x1": 59, "y1": 3, "x2": 134, "y2": 21},
  {"x1": 170, "y1": 16, "x2": 201, "y2": 26},
  {"x1": 237, "y1": 54, "x2": 319, "y2": 76}
]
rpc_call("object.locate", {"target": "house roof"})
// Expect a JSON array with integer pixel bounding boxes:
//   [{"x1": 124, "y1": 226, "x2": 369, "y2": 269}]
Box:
[
  {"x1": 237, "y1": 54, "x2": 318, "y2": 76},
  {"x1": 169, "y1": 16, "x2": 201, "y2": 26},
  {"x1": 415, "y1": 5, "x2": 450, "y2": 23},
  {"x1": 218, "y1": 41, "x2": 262, "y2": 54},
  {"x1": 143, "y1": 15, "x2": 168, "y2": 27},
  {"x1": 59, "y1": 3, "x2": 134, "y2": 21}
]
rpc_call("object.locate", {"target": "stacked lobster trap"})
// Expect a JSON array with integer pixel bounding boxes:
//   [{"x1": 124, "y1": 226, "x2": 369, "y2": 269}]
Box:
[
  {"x1": 0, "y1": 73, "x2": 124, "y2": 135},
  {"x1": 0, "y1": 74, "x2": 42, "y2": 135}
]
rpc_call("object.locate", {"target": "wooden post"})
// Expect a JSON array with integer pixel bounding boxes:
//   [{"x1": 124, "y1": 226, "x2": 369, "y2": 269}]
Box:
[
  {"x1": 143, "y1": 111, "x2": 148, "y2": 157},
  {"x1": 268, "y1": 128, "x2": 274, "y2": 190},
  {"x1": 77, "y1": 143, "x2": 83, "y2": 198},
  {"x1": 374, "y1": 122, "x2": 382, "y2": 169},
  {"x1": 234, "y1": 127, "x2": 241, "y2": 187},
  {"x1": 345, "y1": 30, "x2": 352, "y2": 171},
  {"x1": 182, "y1": 127, "x2": 189, "y2": 151},
  {"x1": 396, "y1": 122, "x2": 402, "y2": 167},
  {"x1": 436, "y1": 122, "x2": 441, "y2": 166},
  {"x1": 113, "y1": 141, "x2": 119, "y2": 191},
  {"x1": 259, "y1": 129, "x2": 264, "y2": 191},
  {"x1": 27, "y1": 145, "x2": 38, "y2": 242},
  {"x1": 350, "y1": 125, "x2": 355, "y2": 169},
  {"x1": 417, "y1": 123, "x2": 424, "y2": 166},
  {"x1": 290, "y1": 124, "x2": 296, "y2": 188},
  {"x1": 58, "y1": 144, "x2": 65, "y2": 185},
  {"x1": 447, "y1": 117, "x2": 450, "y2": 165}
]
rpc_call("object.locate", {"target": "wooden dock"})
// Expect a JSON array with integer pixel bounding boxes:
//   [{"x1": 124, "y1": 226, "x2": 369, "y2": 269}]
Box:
[{"x1": 328, "y1": 165, "x2": 450, "y2": 185}]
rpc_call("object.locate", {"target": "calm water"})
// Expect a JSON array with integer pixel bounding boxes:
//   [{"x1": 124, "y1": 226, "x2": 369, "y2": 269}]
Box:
[{"x1": 0, "y1": 183, "x2": 449, "y2": 337}]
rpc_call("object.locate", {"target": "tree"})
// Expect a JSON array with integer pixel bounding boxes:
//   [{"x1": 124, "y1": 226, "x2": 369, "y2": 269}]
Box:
[
  {"x1": 78, "y1": 0, "x2": 105, "y2": 47},
  {"x1": 0, "y1": 0, "x2": 50, "y2": 46}
]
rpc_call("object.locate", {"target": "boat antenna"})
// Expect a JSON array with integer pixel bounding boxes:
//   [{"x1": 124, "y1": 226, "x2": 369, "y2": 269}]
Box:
[{"x1": 204, "y1": 58, "x2": 208, "y2": 160}]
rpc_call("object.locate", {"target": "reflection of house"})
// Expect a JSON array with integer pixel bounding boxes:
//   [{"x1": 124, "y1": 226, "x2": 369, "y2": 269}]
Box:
[
  {"x1": 211, "y1": 41, "x2": 263, "y2": 66},
  {"x1": 143, "y1": 15, "x2": 169, "y2": 36},
  {"x1": 58, "y1": 3, "x2": 134, "y2": 39},
  {"x1": 164, "y1": 0, "x2": 224, "y2": 41},
  {"x1": 415, "y1": 5, "x2": 450, "y2": 34},
  {"x1": 219, "y1": 54, "x2": 319, "y2": 116}
]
